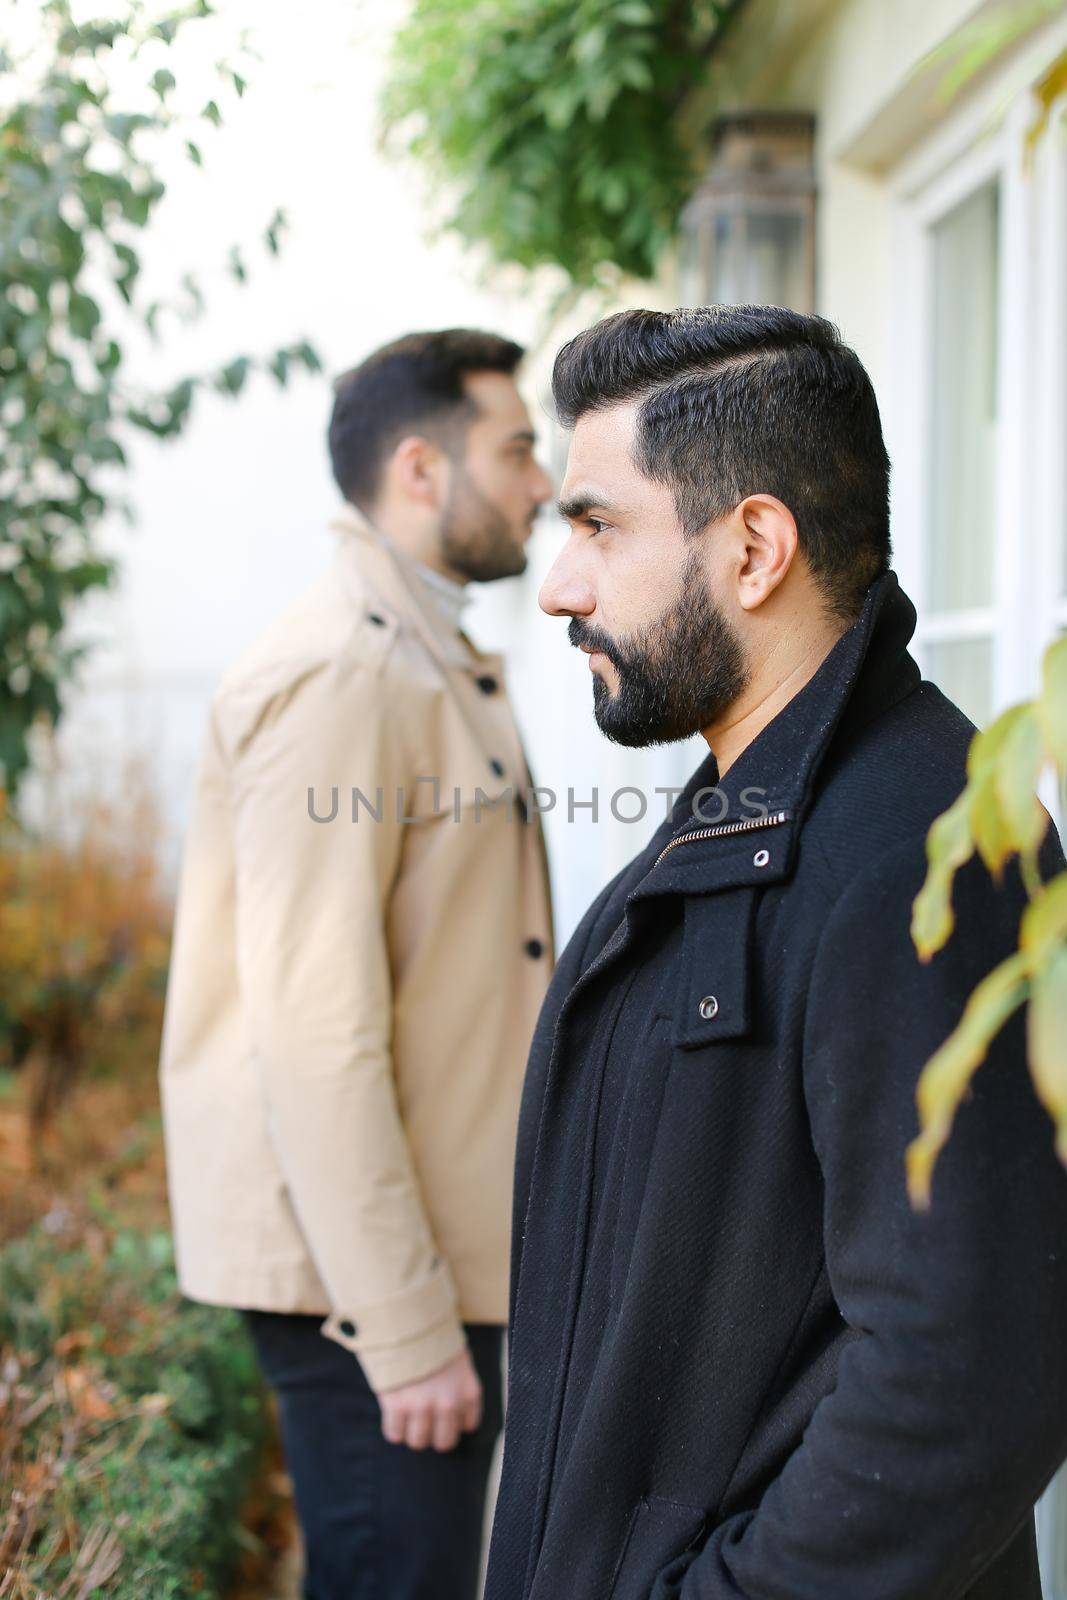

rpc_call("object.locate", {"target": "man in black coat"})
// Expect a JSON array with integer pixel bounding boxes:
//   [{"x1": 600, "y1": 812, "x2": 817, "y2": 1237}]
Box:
[{"x1": 484, "y1": 305, "x2": 1067, "y2": 1600}]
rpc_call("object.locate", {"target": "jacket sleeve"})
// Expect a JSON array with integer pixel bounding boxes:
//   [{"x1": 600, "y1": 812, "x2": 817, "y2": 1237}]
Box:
[
  {"x1": 220, "y1": 650, "x2": 466, "y2": 1393},
  {"x1": 656, "y1": 833, "x2": 1067, "y2": 1600}
]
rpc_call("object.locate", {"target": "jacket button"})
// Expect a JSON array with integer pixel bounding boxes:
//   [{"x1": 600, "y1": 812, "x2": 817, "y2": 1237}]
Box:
[
  {"x1": 753, "y1": 848, "x2": 771, "y2": 867},
  {"x1": 698, "y1": 995, "x2": 719, "y2": 1020},
  {"x1": 525, "y1": 938, "x2": 544, "y2": 959},
  {"x1": 339, "y1": 1318, "x2": 358, "y2": 1338},
  {"x1": 489, "y1": 758, "x2": 505, "y2": 777},
  {"x1": 366, "y1": 612, "x2": 386, "y2": 627},
  {"x1": 476, "y1": 674, "x2": 499, "y2": 695}
]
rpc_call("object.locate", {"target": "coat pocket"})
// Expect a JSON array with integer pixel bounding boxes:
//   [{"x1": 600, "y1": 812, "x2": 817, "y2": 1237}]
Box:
[
  {"x1": 672, "y1": 886, "x2": 758, "y2": 1050},
  {"x1": 607, "y1": 1496, "x2": 707, "y2": 1600}
]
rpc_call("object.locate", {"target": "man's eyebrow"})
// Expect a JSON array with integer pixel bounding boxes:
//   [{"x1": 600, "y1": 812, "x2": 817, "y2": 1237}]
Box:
[
  {"x1": 557, "y1": 489, "x2": 622, "y2": 522},
  {"x1": 506, "y1": 428, "x2": 536, "y2": 444}
]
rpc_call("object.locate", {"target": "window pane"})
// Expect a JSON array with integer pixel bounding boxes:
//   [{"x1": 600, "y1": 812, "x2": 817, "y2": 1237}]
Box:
[
  {"x1": 927, "y1": 183, "x2": 999, "y2": 612},
  {"x1": 713, "y1": 210, "x2": 744, "y2": 305},
  {"x1": 745, "y1": 210, "x2": 808, "y2": 309},
  {"x1": 924, "y1": 636, "x2": 993, "y2": 727},
  {"x1": 709, "y1": 209, "x2": 807, "y2": 309}
]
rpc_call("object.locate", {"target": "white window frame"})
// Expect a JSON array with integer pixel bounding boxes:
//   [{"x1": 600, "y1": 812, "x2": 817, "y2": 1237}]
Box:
[{"x1": 889, "y1": 76, "x2": 1067, "y2": 720}]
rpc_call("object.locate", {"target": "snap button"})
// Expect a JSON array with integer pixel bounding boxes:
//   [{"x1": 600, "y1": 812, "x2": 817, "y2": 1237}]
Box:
[
  {"x1": 489, "y1": 757, "x2": 505, "y2": 778},
  {"x1": 338, "y1": 1318, "x2": 358, "y2": 1338},
  {"x1": 698, "y1": 995, "x2": 719, "y2": 1020},
  {"x1": 753, "y1": 848, "x2": 771, "y2": 867},
  {"x1": 524, "y1": 938, "x2": 544, "y2": 959},
  {"x1": 366, "y1": 612, "x2": 386, "y2": 627},
  {"x1": 475, "y1": 674, "x2": 499, "y2": 695}
]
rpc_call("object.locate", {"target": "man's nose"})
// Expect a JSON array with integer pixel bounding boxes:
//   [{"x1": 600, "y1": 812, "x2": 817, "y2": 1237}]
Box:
[
  {"x1": 539, "y1": 545, "x2": 595, "y2": 619},
  {"x1": 530, "y1": 462, "x2": 554, "y2": 508}
]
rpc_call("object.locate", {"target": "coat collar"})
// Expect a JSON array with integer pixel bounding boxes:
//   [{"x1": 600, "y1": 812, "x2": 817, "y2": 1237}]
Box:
[
  {"x1": 630, "y1": 571, "x2": 922, "y2": 901},
  {"x1": 330, "y1": 500, "x2": 502, "y2": 676},
  {"x1": 711, "y1": 568, "x2": 921, "y2": 822}
]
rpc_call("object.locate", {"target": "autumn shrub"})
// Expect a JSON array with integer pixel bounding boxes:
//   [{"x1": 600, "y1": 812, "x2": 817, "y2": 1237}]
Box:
[
  {"x1": 0, "y1": 779, "x2": 172, "y2": 1135},
  {"x1": 0, "y1": 1221, "x2": 269, "y2": 1598}
]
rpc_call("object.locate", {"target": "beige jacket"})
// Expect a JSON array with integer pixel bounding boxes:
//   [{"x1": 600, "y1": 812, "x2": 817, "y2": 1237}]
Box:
[{"x1": 159, "y1": 506, "x2": 553, "y2": 1391}]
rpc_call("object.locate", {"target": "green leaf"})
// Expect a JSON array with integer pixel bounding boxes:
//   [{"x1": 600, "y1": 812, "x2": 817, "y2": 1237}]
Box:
[
  {"x1": 911, "y1": 789, "x2": 974, "y2": 959},
  {"x1": 95, "y1": 340, "x2": 121, "y2": 375},
  {"x1": 185, "y1": 139, "x2": 203, "y2": 167},
  {"x1": 292, "y1": 339, "x2": 322, "y2": 373},
  {"x1": 617, "y1": 57, "x2": 655, "y2": 91},
  {"x1": 1028, "y1": 942, "x2": 1067, "y2": 1164},
  {"x1": 165, "y1": 378, "x2": 195, "y2": 426},
  {"x1": 150, "y1": 68, "x2": 176, "y2": 101},
  {"x1": 264, "y1": 207, "x2": 286, "y2": 255},
  {"x1": 178, "y1": 272, "x2": 205, "y2": 320},
  {"x1": 906, "y1": 950, "x2": 1031, "y2": 1209},
  {"x1": 68, "y1": 290, "x2": 101, "y2": 339},
  {"x1": 113, "y1": 241, "x2": 140, "y2": 304},
  {"x1": 572, "y1": 25, "x2": 609, "y2": 66},
  {"x1": 215, "y1": 357, "x2": 250, "y2": 396},
  {"x1": 87, "y1": 437, "x2": 127, "y2": 466}
]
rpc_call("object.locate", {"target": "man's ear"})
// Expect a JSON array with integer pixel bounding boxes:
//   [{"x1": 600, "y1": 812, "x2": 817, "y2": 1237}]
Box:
[
  {"x1": 388, "y1": 435, "x2": 451, "y2": 512},
  {"x1": 734, "y1": 494, "x2": 799, "y2": 611}
]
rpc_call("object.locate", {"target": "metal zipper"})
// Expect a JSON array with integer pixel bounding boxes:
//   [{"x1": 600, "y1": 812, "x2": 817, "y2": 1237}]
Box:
[{"x1": 653, "y1": 808, "x2": 791, "y2": 868}]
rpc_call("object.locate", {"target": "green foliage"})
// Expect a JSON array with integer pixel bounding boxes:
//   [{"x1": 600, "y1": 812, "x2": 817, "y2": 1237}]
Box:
[
  {"x1": 0, "y1": 1223, "x2": 269, "y2": 1597},
  {"x1": 379, "y1": 0, "x2": 738, "y2": 287},
  {"x1": 0, "y1": 0, "x2": 321, "y2": 800},
  {"x1": 908, "y1": 636, "x2": 1067, "y2": 1207}
]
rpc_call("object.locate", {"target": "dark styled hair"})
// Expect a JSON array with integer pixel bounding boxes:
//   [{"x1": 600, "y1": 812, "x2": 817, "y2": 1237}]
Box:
[
  {"x1": 329, "y1": 328, "x2": 524, "y2": 510},
  {"x1": 552, "y1": 305, "x2": 891, "y2": 618}
]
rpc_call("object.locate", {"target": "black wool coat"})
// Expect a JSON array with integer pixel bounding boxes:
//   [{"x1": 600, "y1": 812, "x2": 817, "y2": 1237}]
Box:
[{"x1": 484, "y1": 573, "x2": 1067, "y2": 1600}]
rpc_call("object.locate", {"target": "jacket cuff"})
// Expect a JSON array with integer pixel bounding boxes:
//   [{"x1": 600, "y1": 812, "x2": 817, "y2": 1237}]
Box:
[{"x1": 319, "y1": 1259, "x2": 466, "y2": 1392}]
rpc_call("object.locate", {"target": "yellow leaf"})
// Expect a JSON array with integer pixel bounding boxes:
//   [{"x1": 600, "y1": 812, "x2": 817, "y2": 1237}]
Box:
[
  {"x1": 1028, "y1": 945, "x2": 1067, "y2": 1165},
  {"x1": 1037, "y1": 634, "x2": 1067, "y2": 771},
  {"x1": 912, "y1": 789, "x2": 974, "y2": 960},
  {"x1": 995, "y1": 703, "x2": 1048, "y2": 861},
  {"x1": 1025, "y1": 47, "x2": 1067, "y2": 164},
  {"x1": 906, "y1": 950, "x2": 1030, "y2": 1209},
  {"x1": 969, "y1": 705, "x2": 1027, "y2": 877},
  {"x1": 1020, "y1": 872, "x2": 1067, "y2": 958}
]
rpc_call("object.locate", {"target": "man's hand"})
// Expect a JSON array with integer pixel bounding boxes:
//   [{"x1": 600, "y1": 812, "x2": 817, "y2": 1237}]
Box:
[{"x1": 377, "y1": 1346, "x2": 483, "y2": 1452}]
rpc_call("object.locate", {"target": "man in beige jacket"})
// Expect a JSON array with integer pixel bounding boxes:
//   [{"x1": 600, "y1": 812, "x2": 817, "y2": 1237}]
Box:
[{"x1": 159, "y1": 329, "x2": 554, "y2": 1600}]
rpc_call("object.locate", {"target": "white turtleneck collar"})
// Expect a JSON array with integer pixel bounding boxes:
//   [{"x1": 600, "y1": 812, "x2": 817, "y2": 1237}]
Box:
[{"x1": 415, "y1": 561, "x2": 471, "y2": 637}]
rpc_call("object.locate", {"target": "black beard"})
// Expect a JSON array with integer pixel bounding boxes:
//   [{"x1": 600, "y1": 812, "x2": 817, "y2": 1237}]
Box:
[
  {"x1": 568, "y1": 552, "x2": 749, "y2": 747},
  {"x1": 440, "y1": 469, "x2": 528, "y2": 583}
]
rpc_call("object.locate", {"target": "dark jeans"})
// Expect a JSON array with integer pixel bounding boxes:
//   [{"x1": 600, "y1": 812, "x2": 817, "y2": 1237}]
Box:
[{"x1": 243, "y1": 1312, "x2": 504, "y2": 1600}]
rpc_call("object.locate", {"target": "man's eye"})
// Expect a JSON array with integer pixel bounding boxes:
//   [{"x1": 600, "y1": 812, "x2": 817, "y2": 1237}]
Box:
[{"x1": 587, "y1": 517, "x2": 607, "y2": 536}]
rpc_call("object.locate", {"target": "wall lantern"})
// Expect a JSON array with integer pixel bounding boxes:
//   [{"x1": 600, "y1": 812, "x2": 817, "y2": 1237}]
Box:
[{"x1": 679, "y1": 111, "x2": 817, "y2": 312}]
